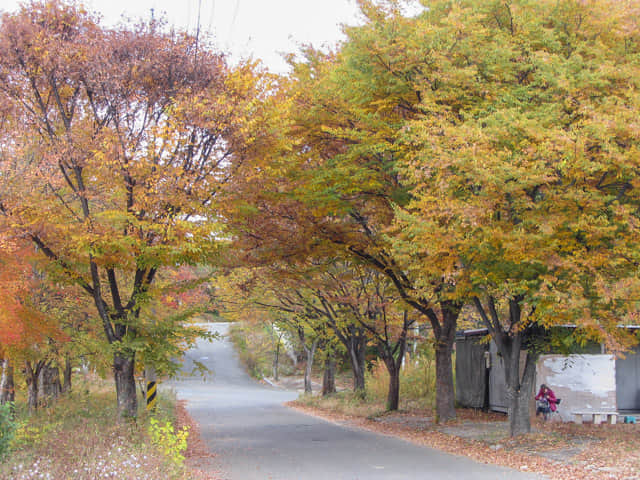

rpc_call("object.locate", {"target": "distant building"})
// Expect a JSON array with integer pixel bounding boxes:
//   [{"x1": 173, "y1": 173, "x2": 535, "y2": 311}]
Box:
[{"x1": 455, "y1": 328, "x2": 640, "y2": 421}]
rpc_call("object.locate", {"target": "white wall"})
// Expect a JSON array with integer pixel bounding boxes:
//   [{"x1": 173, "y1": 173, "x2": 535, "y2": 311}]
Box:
[{"x1": 536, "y1": 354, "x2": 617, "y2": 422}]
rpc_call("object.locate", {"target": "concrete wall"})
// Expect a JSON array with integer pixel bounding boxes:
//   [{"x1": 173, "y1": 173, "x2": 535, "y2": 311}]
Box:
[{"x1": 536, "y1": 354, "x2": 617, "y2": 422}]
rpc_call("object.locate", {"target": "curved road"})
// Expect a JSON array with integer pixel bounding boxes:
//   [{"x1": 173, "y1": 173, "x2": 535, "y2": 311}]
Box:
[{"x1": 168, "y1": 323, "x2": 545, "y2": 480}]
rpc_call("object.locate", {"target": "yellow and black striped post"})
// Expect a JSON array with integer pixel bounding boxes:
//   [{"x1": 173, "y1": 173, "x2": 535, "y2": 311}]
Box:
[{"x1": 146, "y1": 367, "x2": 157, "y2": 412}]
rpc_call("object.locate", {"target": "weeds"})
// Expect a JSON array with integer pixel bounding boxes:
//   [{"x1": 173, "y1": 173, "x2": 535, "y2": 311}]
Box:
[
  {"x1": 0, "y1": 378, "x2": 194, "y2": 480},
  {"x1": 0, "y1": 402, "x2": 17, "y2": 460},
  {"x1": 148, "y1": 418, "x2": 189, "y2": 467},
  {"x1": 366, "y1": 355, "x2": 437, "y2": 410},
  {"x1": 299, "y1": 390, "x2": 384, "y2": 417}
]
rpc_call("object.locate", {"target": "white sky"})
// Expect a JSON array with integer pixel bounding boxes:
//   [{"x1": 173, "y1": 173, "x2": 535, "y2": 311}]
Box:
[{"x1": 0, "y1": 0, "x2": 366, "y2": 74}]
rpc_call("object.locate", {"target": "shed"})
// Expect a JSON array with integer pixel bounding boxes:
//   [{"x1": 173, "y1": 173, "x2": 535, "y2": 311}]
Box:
[{"x1": 455, "y1": 328, "x2": 640, "y2": 420}]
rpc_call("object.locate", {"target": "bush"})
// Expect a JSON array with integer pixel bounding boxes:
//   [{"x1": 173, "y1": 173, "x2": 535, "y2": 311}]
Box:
[
  {"x1": 0, "y1": 402, "x2": 17, "y2": 460},
  {"x1": 0, "y1": 378, "x2": 192, "y2": 480},
  {"x1": 366, "y1": 352, "x2": 438, "y2": 410},
  {"x1": 148, "y1": 417, "x2": 189, "y2": 467},
  {"x1": 228, "y1": 323, "x2": 268, "y2": 378}
]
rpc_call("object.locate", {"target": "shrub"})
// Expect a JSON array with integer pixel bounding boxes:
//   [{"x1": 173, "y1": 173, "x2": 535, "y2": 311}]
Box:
[
  {"x1": 0, "y1": 402, "x2": 17, "y2": 460},
  {"x1": 365, "y1": 351, "x2": 438, "y2": 410},
  {"x1": 148, "y1": 417, "x2": 189, "y2": 467}
]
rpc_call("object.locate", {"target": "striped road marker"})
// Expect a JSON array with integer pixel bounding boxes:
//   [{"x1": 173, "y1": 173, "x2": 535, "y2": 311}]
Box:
[{"x1": 146, "y1": 380, "x2": 157, "y2": 411}]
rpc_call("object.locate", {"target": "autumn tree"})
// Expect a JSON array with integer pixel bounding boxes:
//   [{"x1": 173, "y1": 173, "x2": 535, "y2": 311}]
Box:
[
  {"x1": 219, "y1": 265, "x2": 335, "y2": 394},
  {"x1": 232, "y1": 258, "x2": 416, "y2": 410},
  {"x1": 392, "y1": 0, "x2": 640, "y2": 435},
  {"x1": 260, "y1": 2, "x2": 462, "y2": 421},
  {"x1": 0, "y1": 242, "x2": 69, "y2": 411},
  {"x1": 221, "y1": 2, "x2": 460, "y2": 419},
  {"x1": 264, "y1": 265, "x2": 371, "y2": 395},
  {"x1": 0, "y1": 0, "x2": 277, "y2": 417},
  {"x1": 309, "y1": 260, "x2": 414, "y2": 411},
  {"x1": 0, "y1": 244, "x2": 27, "y2": 405}
]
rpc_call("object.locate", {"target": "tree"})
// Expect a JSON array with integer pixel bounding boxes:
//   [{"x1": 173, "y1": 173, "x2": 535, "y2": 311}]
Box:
[
  {"x1": 392, "y1": 0, "x2": 640, "y2": 435},
  {"x1": 220, "y1": 265, "x2": 336, "y2": 394},
  {"x1": 0, "y1": 1, "x2": 276, "y2": 418},
  {"x1": 240, "y1": 258, "x2": 416, "y2": 410},
  {"x1": 221, "y1": 3, "x2": 462, "y2": 420},
  {"x1": 269, "y1": 2, "x2": 465, "y2": 421},
  {"x1": 0, "y1": 243, "x2": 68, "y2": 411},
  {"x1": 312, "y1": 261, "x2": 414, "y2": 411}
]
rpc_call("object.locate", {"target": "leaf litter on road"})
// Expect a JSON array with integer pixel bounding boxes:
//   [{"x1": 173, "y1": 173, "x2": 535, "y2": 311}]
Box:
[{"x1": 289, "y1": 402, "x2": 640, "y2": 480}]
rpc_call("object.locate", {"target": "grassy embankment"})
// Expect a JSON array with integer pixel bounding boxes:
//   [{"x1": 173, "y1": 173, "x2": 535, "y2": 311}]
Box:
[{"x1": 0, "y1": 376, "x2": 212, "y2": 480}]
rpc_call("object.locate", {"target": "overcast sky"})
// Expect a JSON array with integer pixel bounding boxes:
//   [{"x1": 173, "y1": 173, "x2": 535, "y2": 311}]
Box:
[{"x1": 1, "y1": 0, "x2": 367, "y2": 73}]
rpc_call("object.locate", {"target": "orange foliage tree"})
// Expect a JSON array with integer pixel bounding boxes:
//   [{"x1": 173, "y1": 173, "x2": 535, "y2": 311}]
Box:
[
  {"x1": 0, "y1": 242, "x2": 69, "y2": 410},
  {"x1": 0, "y1": 0, "x2": 278, "y2": 417}
]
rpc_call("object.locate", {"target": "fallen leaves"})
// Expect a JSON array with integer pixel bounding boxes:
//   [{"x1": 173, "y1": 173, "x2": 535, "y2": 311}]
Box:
[
  {"x1": 289, "y1": 402, "x2": 640, "y2": 480},
  {"x1": 175, "y1": 400, "x2": 222, "y2": 480}
]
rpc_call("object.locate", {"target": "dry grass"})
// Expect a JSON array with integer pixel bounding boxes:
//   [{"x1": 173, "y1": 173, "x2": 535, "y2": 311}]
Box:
[
  {"x1": 366, "y1": 357, "x2": 437, "y2": 410},
  {"x1": 297, "y1": 390, "x2": 385, "y2": 418},
  {"x1": 294, "y1": 359, "x2": 438, "y2": 419},
  {"x1": 1, "y1": 379, "x2": 221, "y2": 480}
]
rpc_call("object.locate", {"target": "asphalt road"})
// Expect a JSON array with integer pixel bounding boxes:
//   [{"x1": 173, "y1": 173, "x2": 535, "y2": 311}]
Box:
[{"x1": 168, "y1": 323, "x2": 546, "y2": 480}]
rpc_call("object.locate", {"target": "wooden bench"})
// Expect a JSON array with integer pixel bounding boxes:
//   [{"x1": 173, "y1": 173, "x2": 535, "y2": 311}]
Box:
[{"x1": 572, "y1": 411, "x2": 619, "y2": 425}]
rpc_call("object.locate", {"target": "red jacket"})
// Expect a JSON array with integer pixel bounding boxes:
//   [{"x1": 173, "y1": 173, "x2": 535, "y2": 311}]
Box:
[{"x1": 536, "y1": 387, "x2": 558, "y2": 412}]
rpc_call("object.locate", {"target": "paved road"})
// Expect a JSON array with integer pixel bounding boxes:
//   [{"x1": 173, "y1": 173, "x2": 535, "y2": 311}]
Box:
[{"x1": 168, "y1": 323, "x2": 545, "y2": 480}]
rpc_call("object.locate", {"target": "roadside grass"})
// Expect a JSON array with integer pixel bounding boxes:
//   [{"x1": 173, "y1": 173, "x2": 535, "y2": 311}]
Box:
[
  {"x1": 0, "y1": 377, "x2": 210, "y2": 480},
  {"x1": 297, "y1": 390, "x2": 384, "y2": 418},
  {"x1": 297, "y1": 354, "x2": 439, "y2": 418},
  {"x1": 366, "y1": 356, "x2": 437, "y2": 410}
]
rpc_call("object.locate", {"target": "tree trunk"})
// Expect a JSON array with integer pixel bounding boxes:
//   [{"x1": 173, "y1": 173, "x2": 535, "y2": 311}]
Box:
[
  {"x1": 24, "y1": 360, "x2": 44, "y2": 412},
  {"x1": 434, "y1": 340, "x2": 455, "y2": 422},
  {"x1": 27, "y1": 377, "x2": 38, "y2": 412},
  {"x1": 431, "y1": 302, "x2": 459, "y2": 422},
  {"x1": 39, "y1": 365, "x2": 62, "y2": 402},
  {"x1": 478, "y1": 296, "x2": 539, "y2": 437},
  {"x1": 273, "y1": 337, "x2": 281, "y2": 382},
  {"x1": 422, "y1": 300, "x2": 460, "y2": 422},
  {"x1": 509, "y1": 382, "x2": 533, "y2": 436},
  {"x1": 385, "y1": 360, "x2": 401, "y2": 411},
  {"x1": 303, "y1": 338, "x2": 319, "y2": 394},
  {"x1": 322, "y1": 356, "x2": 336, "y2": 396},
  {"x1": 326, "y1": 321, "x2": 368, "y2": 395},
  {"x1": 0, "y1": 359, "x2": 15, "y2": 404},
  {"x1": 114, "y1": 352, "x2": 137, "y2": 419},
  {"x1": 348, "y1": 338, "x2": 366, "y2": 394},
  {"x1": 62, "y1": 355, "x2": 72, "y2": 393},
  {"x1": 379, "y1": 315, "x2": 409, "y2": 412},
  {"x1": 505, "y1": 345, "x2": 538, "y2": 436}
]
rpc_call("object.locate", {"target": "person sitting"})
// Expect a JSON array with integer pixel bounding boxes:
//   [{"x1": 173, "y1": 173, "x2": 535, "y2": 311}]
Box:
[{"x1": 535, "y1": 384, "x2": 559, "y2": 420}]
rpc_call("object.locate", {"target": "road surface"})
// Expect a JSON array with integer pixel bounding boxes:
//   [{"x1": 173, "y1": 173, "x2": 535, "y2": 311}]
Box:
[{"x1": 168, "y1": 323, "x2": 545, "y2": 480}]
